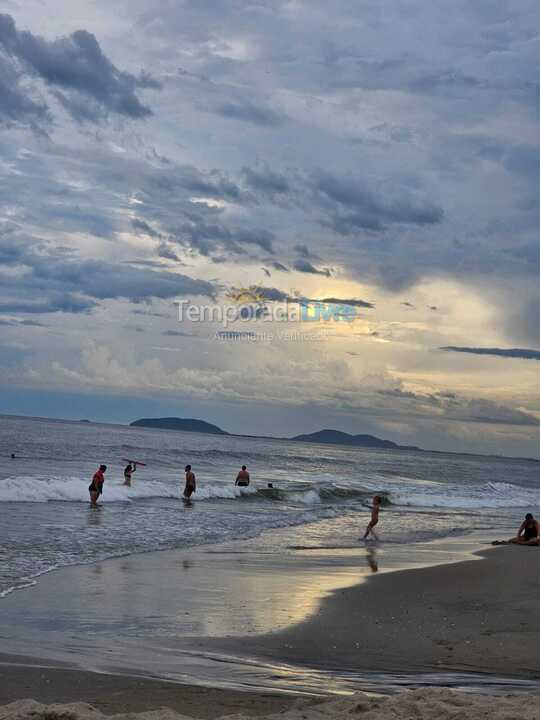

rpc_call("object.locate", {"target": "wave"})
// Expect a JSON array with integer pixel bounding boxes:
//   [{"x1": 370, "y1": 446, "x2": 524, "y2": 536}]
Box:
[
  {"x1": 1, "y1": 474, "x2": 539, "y2": 510},
  {"x1": 0, "y1": 475, "x2": 259, "y2": 503},
  {"x1": 390, "y1": 480, "x2": 540, "y2": 509}
]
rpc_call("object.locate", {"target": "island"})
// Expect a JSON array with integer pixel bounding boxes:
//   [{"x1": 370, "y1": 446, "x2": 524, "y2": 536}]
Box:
[
  {"x1": 130, "y1": 417, "x2": 228, "y2": 435},
  {"x1": 129, "y1": 418, "x2": 422, "y2": 450},
  {"x1": 290, "y1": 428, "x2": 422, "y2": 450}
]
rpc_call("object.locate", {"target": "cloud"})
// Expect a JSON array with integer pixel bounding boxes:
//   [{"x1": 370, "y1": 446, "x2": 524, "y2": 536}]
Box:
[
  {"x1": 0, "y1": 238, "x2": 215, "y2": 314},
  {"x1": 0, "y1": 296, "x2": 96, "y2": 314},
  {"x1": 156, "y1": 243, "x2": 181, "y2": 261},
  {"x1": 293, "y1": 259, "x2": 331, "y2": 277},
  {"x1": 0, "y1": 13, "x2": 159, "y2": 124},
  {"x1": 213, "y1": 99, "x2": 284, "y2": 127},
  {"x1": 294, "y1": 243, "x2": 319, "y2": 260},
  {"x1": 0, "y1": 317, "x2": 46, "y2": 327},
  {"x1": 269, "y1": 261, "x2": 290, "y2": 272},
  {"x1": 174, "y1": 217, "x2": 275, "y2": 255},
  {"x1": 379, "y1": 387, "x2": 540, "y2": 427},
  {"x1": 0, "y1": 57, "x2": 50, "y2": 127},
  {"x1": 311, "y1": 169, "x2": 444, "y2": 234},
  {"x1": 162, "y1": 329, "x2": 193, "y2": 337},
  {"x1": 441, "y1": 346, "x2": 540, "y2": 361},
  {"x1": 242, "y1": 166, "x2": 290, "y2": 195},
  {"x1": 315, "y1": 297, "x2": 374, "y2": 309},
  {"x1": 131, "y1": 218, "x2": 162, "y2": 238}
]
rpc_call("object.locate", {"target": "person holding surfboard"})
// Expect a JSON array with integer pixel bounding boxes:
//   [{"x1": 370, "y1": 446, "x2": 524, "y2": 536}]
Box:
[
  {"x1": 88, "y1": 465, "x2": 107, "y2": 507},
  {"x1": 123, "y1": 461, "x2": 137, "y2": 487},
  {"x1": 183, "y1": 465, "x2": 196, "y2": 500}
]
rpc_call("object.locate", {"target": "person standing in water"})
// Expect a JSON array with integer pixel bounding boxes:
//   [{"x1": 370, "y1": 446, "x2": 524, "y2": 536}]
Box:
[
  {"x1": 88, "y1": 464, "x2": 107, "y2": 507},
  {"x1": 183, "y1": 464, "x2": 196, "y2": 500},
  {"x1": 363, "y1": 495, "x2": 382, "y2": 541},
  {"x1": 235, "y1": 465, "x2": 250, "y2": 487},
  {"x1": 123, "y1": 461, "x2": 137, "y2": 487}
]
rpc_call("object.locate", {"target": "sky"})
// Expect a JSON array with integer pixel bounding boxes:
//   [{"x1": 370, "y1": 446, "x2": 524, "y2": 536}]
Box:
[{"x1": 0, "y1": 0, "x2": 539, "y2": 457}]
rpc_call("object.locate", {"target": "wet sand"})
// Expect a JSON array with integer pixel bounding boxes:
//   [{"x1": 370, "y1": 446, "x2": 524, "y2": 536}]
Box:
[
  {"x1": 207, "y1": 545, "x2": 540, "y2": 677},
  {"x1": 1, "y1": 544, "x2": 540, "y2": 717},
  {"x1": 2, "y1": 685, "x2": 540, "y2": 719},
  {"x1": 0, "y1": 655, "x2": 296, "y2": 717}
]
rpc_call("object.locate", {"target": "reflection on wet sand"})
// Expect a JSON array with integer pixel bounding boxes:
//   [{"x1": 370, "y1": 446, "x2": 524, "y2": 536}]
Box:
[{"x1": 366, "y1": 546, "x2": 378, "y2": 573}]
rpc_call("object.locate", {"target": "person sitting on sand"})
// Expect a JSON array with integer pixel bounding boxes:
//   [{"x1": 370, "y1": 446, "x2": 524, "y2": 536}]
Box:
[
  {"x1": 183, "y1": 465, "x2": 196, "y2": 500},
  {"x1": 512, "y1": 513, "x2": 539, "y2": 545},
  {"x1": 494, "y1": 513, "x2": 540, "y2": 546},
  {"x1": 363, "y1": 495, "x2": 382, "y2": 541},
  {"x1": 123, "y1": 462, "x2": 137, "y2": 487},
  {"x1": 88, "y1": 464, "x2": 106, "y2": 507},
  {"x1": 235, "y1": 465, "x2": 250, "y2": 487}
]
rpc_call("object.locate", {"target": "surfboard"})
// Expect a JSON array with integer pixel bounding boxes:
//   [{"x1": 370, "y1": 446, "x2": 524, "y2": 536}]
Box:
[{"x1": 122, "y1": 458, "x2": 147, "y2": 466}]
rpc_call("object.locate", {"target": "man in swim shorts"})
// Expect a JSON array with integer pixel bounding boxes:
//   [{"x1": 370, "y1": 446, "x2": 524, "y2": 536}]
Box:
[
  {"x1": 89, "y1": 464, "x2": 107, "y2": 507},
  {"x1": 235, "y1": 465, "x2": 250, "y2": 487},
  {"x1": 183, "y1": 464, "x2": 196, "y2": 499}
]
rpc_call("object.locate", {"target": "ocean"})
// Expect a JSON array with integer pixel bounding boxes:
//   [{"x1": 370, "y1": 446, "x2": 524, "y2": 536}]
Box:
[{"x1": 1, "y1": 414, "x2": 539, "y2": 600}]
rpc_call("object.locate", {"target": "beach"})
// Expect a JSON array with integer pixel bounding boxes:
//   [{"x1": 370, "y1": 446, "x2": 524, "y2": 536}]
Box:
[
  {"x1": 0, "y1": 547, "x2": 540, "y2": 719},
  {"x1": 2, "y1": 417, "x2": 540, "y2": 717},
  {"x1": 1, "y1": 545, "x2": 540, "y2": 718},
  {"x1": 207, "y1": 544, "x2": 540, "y2": 677}
]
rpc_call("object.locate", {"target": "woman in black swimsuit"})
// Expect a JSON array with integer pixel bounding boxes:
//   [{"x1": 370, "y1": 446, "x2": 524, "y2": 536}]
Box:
[{"x1": 513, "y1": 513, "x2": 539, "y2": 545}]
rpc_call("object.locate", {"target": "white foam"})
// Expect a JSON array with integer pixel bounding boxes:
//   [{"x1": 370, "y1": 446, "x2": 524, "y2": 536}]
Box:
[
  {"x1": 0, "y1": 475, "x2": 259, "y2": 503},
  {"x1": 391, "y1": 480, "x2": 540, "y2": 509}
]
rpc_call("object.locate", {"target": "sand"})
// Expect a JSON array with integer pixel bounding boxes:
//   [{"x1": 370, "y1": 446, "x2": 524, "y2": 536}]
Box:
[
  {"x1": 0, "y1": 661, "x2": 295, "y2": 718},
  {"x1": 205, "y1": 545, "x2": 540, "y2": 676},
  {"x1": 2, "y1": 689, "x2": 540, "y2": 720},
  {"x1": 2, "y1": 543, "x2": 540, "y2": 719}
]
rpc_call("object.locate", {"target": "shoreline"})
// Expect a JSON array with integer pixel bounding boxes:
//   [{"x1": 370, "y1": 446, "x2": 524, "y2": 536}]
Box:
[
  {"x1": 204, "y1": 544, "x2": 540, "y2": 679},
  {"x1": 0, "y1": 524, "x2": 505, "y2": 694},
  {"x1": 1, "y1": 540, "x2": 540, "y2": 717},
  {"x1": 1, "y1": 527, "x2": 538, "y2": 689},
  {"x1": 0, "y1": 655, "x2": 298, "y2": 717}
]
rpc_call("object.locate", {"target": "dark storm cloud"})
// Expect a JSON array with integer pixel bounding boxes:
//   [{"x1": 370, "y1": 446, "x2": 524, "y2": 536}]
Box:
[
  {"x1": 173, "y1": 216, "x2": 275, "y2": 255},
  {"x1": 316, "y1": 297, "x2": 374, "y2": 309},
  {"x1": 508, "y1": 298, "x2": 540, "y2": 346},
  {"x1": 162, "y1": 329, "x2": 194, "y2": 337},
  {"x1": 503, "y1": 144, "x2": 540, "y2": 182},
  {"x1": 441, "y1": 346, "x2": 540, "y2": 361},
  {"x1": 269, "y1": 261, "x2": 290, "y2": 272},
  {"x1": 293, "y1": 259, "x2": 331, "y2": 277},
  {"x1": 0, "y1": 59, "x2": 50, "y2": 127},
  {"x1": 156, "y1": 243, "x2": 180, "y2": 261},
  {"x1": 131, "y1": 218, "x2": 162, "y2": 238},
  {"x1": 0, "y1": 13, "x2": 158, "y2": 124},
  {"x1": 0, "y1": 295, "x2": 97, "y2": 314},
  {"x1": 242, "y1": 166, "x2": 290, "y2": 195},
  {"x1": 379, "y1": 388, "x2": 540, "y2": 427},
  {"x1": 213, "y1": 99, "x2": 284, "y2": 127},
  {"x1": 253, "y1": 286, "x2": 292, "y2": 303},
  {"x1": 311, "y1": 169, "x2": 444, "y2": 234},
  {"x1": 0, "y1": 237, "x2": 215, "y2": 314},
  {"x1": 294, "y1": 243, "x2": 319, "y2": 260}
]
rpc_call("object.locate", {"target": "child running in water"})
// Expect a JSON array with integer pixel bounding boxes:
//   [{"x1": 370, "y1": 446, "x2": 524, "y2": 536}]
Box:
[{"x1": 363, "y1": 495, "x2": 382, "y2": 540}]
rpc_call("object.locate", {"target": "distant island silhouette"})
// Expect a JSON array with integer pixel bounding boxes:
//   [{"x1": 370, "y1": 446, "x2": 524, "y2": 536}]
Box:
[
  {"x1": 130, "y1": 417, "x2": 422, "y2": 450},
  {"x1": 290, "y1": 429, "x2": 422, "y2": 451},
  {"x1": 130, "y1": 417, "x2": 228, "y2": 435}
]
